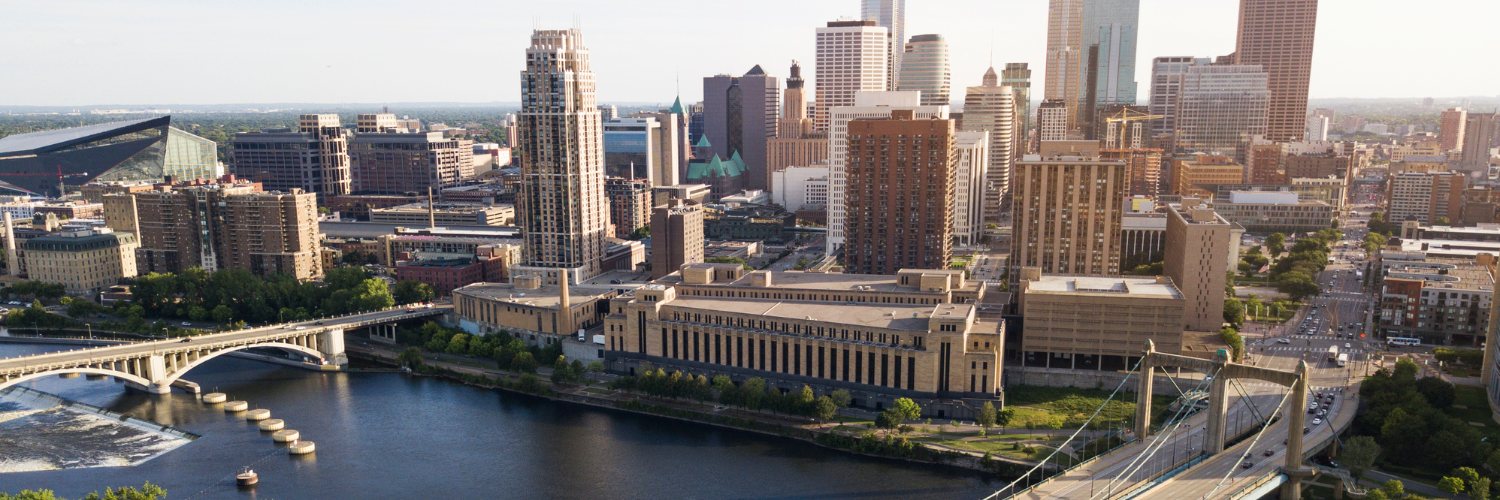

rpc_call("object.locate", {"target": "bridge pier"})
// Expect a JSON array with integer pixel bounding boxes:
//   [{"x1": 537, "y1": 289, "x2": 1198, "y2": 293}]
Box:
[
  {"x1": 1281, "y1": 361, "x2": 1311, "y2": 500},
  {"x1": 1205, "y1": 372, "x2": 1229, "y2": 453},
  {"x1": 1134, "y1": 342, "x2": 1155, "y2": 437},
  {"x1": 319, "y1": 328, "x2": 347, "y2": 366}
]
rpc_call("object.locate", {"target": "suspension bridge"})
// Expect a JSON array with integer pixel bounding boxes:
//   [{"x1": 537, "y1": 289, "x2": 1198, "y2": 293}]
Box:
[{"x1": 985, "y1": 339, "x2": 1362, "y2": 500}]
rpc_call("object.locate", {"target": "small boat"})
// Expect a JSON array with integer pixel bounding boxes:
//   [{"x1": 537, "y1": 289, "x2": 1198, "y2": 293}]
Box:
[{"x1": 236, "y1": 467, "x2": 258, "y2": 487}]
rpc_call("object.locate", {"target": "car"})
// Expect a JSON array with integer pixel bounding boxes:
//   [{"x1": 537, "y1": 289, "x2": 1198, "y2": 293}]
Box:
[
  {"x1": 610, "y1": 279, "x2": 623, "y2": 284},
  {"x1": 96, "y1": 313, "x2": 107, "y2": 318},
  {"x1": 181, "y1": 322, "x2": 191, "y2": 326},
  {"x1": 179, "y1": 338, "x2": 191, "y2": 343},
  {"x1": 315, "y1": 321, "x2": 324, "y2": 325},
  {"x1": 1344, "y1": 343, "x2": 1351, "y2": 348},
  {"x1": 1308, "y1": 407, "x2": 1317, "y2": 414},
  {"x1": 406, "y1": 308, "x2": 415, "y2": 313},
  {"x1": 1242, "y1": 462, "x2": 1254, "y2": 469},
  {"x1": 1278, "y1": 338, "x2": 1291, "y2": 344},
  {"x1": 295, "y1": 326, "x2": 307, "y2": 330},
  {"x1": 1312, "y1": 417, "x2": 1323, "y2": 425},
  {"x1": 1303, "y1": 427, "x2": 1310, "y2": 434},
  {"x1": 1315, "y1": 392, "x2": 1322, "y2": 398},
  {"x1": 1264, "y1": 450, "x2": 1275, "y2": 456},
  {"x1": 284, "y1": 325, "x2": 295, "y2": 329}
]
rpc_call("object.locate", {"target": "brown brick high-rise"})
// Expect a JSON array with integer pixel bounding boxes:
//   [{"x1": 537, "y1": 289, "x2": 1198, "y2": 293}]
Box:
[
  {"x1": 844, "y1": 110, "x2": 955, "y2": 275},
  {"x1": 1233, "y1": 0, "x2": 1319, "y2": 141}
]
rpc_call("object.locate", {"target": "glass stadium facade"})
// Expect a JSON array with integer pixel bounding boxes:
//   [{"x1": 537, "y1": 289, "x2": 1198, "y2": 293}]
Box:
[{"x1": 0, "y1": 116, "x2": 219, "y2": 196}]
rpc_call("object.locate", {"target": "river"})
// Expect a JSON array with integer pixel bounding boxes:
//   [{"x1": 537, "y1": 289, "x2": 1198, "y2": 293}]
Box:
[{"x1": 0, "y1": 343, "x2": 1004, "y2": 499}]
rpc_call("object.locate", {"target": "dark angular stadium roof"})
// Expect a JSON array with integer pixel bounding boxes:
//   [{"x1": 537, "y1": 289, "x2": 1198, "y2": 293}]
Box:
[{"x1": 0, "y1": 116, "x2": 170, "y2": 157}]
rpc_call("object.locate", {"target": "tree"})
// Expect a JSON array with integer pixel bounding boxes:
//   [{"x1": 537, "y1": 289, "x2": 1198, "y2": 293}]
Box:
[
  {"x1": 64, "y1": 299, "x2": 105, "y2": 318},
  {"x1": 393, "y1": 280, "x2": 435, "y2": 305},
  {"x1": 1363, "y1": 233, "x2": 1388, "y2": 253},
  {"x1": 812, "y1": 396, "x2": 838, "y2": 421},
  {"x1": 828, "y1": 389, "x2": 851, "y2": 410},
  {"x1": 1223, "y1": 299, "x2": 1245, "y2": 329},
  {"x1": 1454, "y1": 467, "x2": 1481, "y2": 492},
  {"x1": 1337, "y1": 436, "x2": 1381, "y2": 483},
  {"x1": 1435, "y1": 216, "x2": 1451, "y2": 226},
  {"x1": 627, "y1": 225, "x2": 650, "y2": 240},
  {"x1": 1438, "y1": 477, "x2": 1464, "y2": 496},
  {"x1": 1364, "y1": 490, "x2": 1389, "y2": 500},
  {"x1": 892, "y1": 398, "x2": 922, "y2": 422},
  {"x1": 875, "y1": 409, "x2": 902, "y2": 431},
  {"x1": 511, "y1": 352, "x2": 538, "y2": 373},
  {"x1": 1219, "y1": 327, "x2": 1244, "y2": 361},
  {"x1": 398, "y1": 347, "x2": 423, "y2": 368},
  {"x1": 1473, "y1": 477, "x2": 1491, "y2": 500},
  {"x1": 445, "y1": 334, "x2": 469, "y2": 355},
  {"x1": 1265, "y1": 233, "x2": 1286, "y2": 259},
  {"x1": 0, "y1": 482, "x2": 168, "y2": 500},
  {"x1": 996, "y1": 408, "x2": 1016, "y2": 434},
  {"x1": 977, "y1": 401, "x2": 998, "y2": 431},
  {"x1": 585, "y1": 361, "x2": 605, "y2": 381},
  {"x1": 1275, "y1": 271, "x2": 1321, "y2": 301},
  {"x1": 1381, "y1": 479, "x2": 1405, "y2": 499}
]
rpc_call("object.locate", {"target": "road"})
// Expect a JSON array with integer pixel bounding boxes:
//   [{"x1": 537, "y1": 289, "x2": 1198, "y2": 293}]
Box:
[{"x1": 0, "y1": 306, "x2": 445, "y2": 372}]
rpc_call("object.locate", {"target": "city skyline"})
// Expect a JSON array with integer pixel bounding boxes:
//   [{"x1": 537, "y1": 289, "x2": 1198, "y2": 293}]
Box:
[{"x1": 2, "y1": 0, "x2": 1496, "y2": 106}]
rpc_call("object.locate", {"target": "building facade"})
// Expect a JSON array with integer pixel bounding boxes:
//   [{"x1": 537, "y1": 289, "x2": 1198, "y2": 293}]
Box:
[
  {"x1": 861, "y1": 0, "x2": 906, "y2": 89},
  {"x1": 1211, "y1": 191, "x2": 1334, "y2": 233},
  {"x1": 22, "y1": 228, "x2": 138, "y2": 295},
  {"x1": 813, "y1": 21, "x2": 890, "y2": 132},
  {"x1": 1147, "y1": 56, "x2": 1211, "y2": 136},
  {"x1": 844, "y1": 112, "x2": 955, "y2": 275},
  {"x1": 897, "y1": 35, "x2": 950, "y2": 107},
  {"x1": 703, "y1": 67, "x2": 779, "y2": 191},
  {"x1": 1171, "y1": 154, "x2": 1244, "y2": 197},
  {"x1": 1010, "y1": 141, "x2": 1126, "y2": 279},
  {"x1": 1016, "y1": 270, "x2": 1185, "y2": 369},
  {"x1": 1378, "y1": 257, "x2": 1493, "y2": 346},
  {"x1": 604, "y1": 265, "x2": 1002, "y2": 413},
  {"x1": 826, "y1": 91, "x2": 947, "y2": 256},
  {"x1": 1232, "y1": 0, "x2": 1318, "y2": 141},
  {"x1": 605, "y1": 177, "x2": 652, "y2": 239},
  {"x1": 1174, "y1": 64, "x2": 1269, "y2": 163},
  {"x1": 1387, "y1": 171, "x2": 1466, "y2": 225},
  {"x1": 349, "y1": 130, "x2": 474, "y2": 195},
  {"x1": 650, "y1": 199, "x2": 705, "y2": 279},
  {"x1": 1002, "y1": 63, "x2": 1033, "y2": 151},
  {"x1": 231, "y1": 114, "x2": 351, "y2": 199},
  {"x1": 1164, "y1": 203, "x2": 1233, "y2": 332},
  {"x1": 513, "y1": 28, "x2": 610, "y2": 284},
  {"x1": 961, "y1": 67, "x2": 1017, "y2": 225},
  {"x1": 953, "y1": 131, "x2": 990, "y2": 247}
]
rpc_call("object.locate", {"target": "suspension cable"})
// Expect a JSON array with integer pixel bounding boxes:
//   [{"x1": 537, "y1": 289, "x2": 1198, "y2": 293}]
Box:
[
  {"x1": 1090, "y1": 364, "x2": 1224, "y2": 499},
  {"x1": 1198, "y1": 375, "x2": 1299, "y2": 500},
  {"x1": 980, "y1": 355, "x2": 1145, "y2": 500}
]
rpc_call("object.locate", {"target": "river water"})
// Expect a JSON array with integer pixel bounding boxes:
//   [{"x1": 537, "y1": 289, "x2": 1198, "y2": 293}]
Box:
[{"x1": 0, "y1": 344, "x2": 1003, "y2": 499}]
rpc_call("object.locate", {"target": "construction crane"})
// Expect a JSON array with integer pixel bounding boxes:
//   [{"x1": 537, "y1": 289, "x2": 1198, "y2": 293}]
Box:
[
  {"x1": 1102, "y1": 107, "x2": 1164, "y2": 149},
  {"x1": 0, "y1": 165, "x2": 88, "y2": 198}
]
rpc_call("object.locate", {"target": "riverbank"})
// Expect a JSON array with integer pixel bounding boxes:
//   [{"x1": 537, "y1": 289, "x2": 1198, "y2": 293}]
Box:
[{"x1": 347, "y1": 343, "x2": 1040, "y2": 478}]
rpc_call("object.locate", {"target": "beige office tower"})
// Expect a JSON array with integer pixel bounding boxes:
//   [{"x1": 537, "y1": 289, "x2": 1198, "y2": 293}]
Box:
[
  {"x1": 1164, "y1": 203, "x2": 1233, "y2": 332},
  {"x1": 650, "y1": 199, "x2": 704, "y2": 279},
  {"x1": 1461, "y1": 113, "x2": 1497, "y2": 171},
  {"x1": 961, "y1": 67, "x2": 1017, "y2": 226},
  {"x1": 512, "y1": 28, "x2": 609, "y2": 285},
  {"x1": 1010, "y1": 141, "x2": 1125, "y2": 280},
  {"x1": 813, "y1": 21, "x2": 890, "y2": 132},
  {"x1": 1044, "y1": 0, "x2": 1085, "y2": 133},
  {"x1": 218, "y1": 190, "x2": 321, "y2": 279},
  {"x1": 897, "y1": 35, "x2": 950, "y2": 107},
  {"x1": 1232, "y1": 0, "x2": 1319, "y2": 141},
  {"x1": 1037, "y1": 100, "x2": 1069, "y2": 142},
  {"x1": 825, "y1": 91, "x2": 948, "y2": 257}
]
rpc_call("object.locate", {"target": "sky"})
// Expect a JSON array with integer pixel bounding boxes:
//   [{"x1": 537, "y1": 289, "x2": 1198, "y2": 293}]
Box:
[{"x1": 1, "y1": 0, "x2": 1496, "y2": 107}]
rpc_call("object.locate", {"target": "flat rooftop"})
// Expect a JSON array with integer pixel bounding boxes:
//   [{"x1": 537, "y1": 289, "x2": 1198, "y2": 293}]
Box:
[
  {"x1": 1026, "y1": 276, "x2": 1183, "y2": 298},
  {"x1": 454, "y1": 282, "x2": 619, "y2": 309},
  {"x1": 664, "y1": 296, "x2": 973, "y2": 332},
  {"x1": 659, "y1": 269, "x2": 974, "y2": 294}
]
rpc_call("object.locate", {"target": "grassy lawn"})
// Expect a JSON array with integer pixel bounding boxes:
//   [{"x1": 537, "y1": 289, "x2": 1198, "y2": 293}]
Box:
[
  {"x1": 1005, "y1": 385, "x2": 1176, "y2": 430},
  {"x1": 1446, "y1": 385, "x2": 1500, "y2": 439}
]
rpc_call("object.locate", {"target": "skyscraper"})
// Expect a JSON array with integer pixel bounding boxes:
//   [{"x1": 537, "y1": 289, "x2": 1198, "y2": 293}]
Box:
[
  {"x1": 897, "y1": 35, "x2": 950, "y2": 107},
  {"x1": 961, "y1": 67, "x2": 1016, "y2": 225},
  {"x1": 861, "y1": 0, "x2": 905, "y2": 90},
  {"x1": 1148, "y1": 56, "x2": 1211, "y2": 135},
  {"x1": 1304, "y1": 114, "x2": 1330, "y2": 142},
  {"x1": 514, "y1": 28, "x2": 609, "y2": 285},
  {"x1": 1082, "y1": 0, "x2": 1140, "y2": 137},
  {"x1": 1044, "y1": 0, "x2": 1085, "y2": 133},
  {"x1": 1164, "y1": 202, "x2": 1233, "y2": 332},
  {"x1": 703, "y1": 66, "x2": 780, "y2": 191},
  {"x1": 1174, "y1": 64, "x2": 1269, "y2": 163},
  {"x1": 953, "y1": 131, "x2": 990, "y2": 247},
  {"x1": 1002, "y1": 63, "x2": 1033, "y2": 151},
  {"x1": 826, "y1": 91, "x2": 947, "y2": 256},
  {"x1": 350, "y1": 115, "x2": 475, "y2": 196},
  {"x1": 1038, "y1": 100, "x2": 1069, "y2": 142},
  {"x1": 1011, "y1": 140, "x2": 1126, "y2": 279},
  {"x1": 1232, "y1": 0, "x2": 1319, "y2": 141},
  {"x1": 650, "y1": 199, "x2": 704, "y2": 279},
  {"x1": 1440, "y1": 107, "x2": 1468, "y2": 152},
  {"x1": 844, "y1": 110, "x2": 955, "y2": 275},
  {"x1": 767, "y1": 62, "x2": 829, "y2": 189},
  {"x1": 814, "y1": 21, "x2": 890, "y2": 132}
]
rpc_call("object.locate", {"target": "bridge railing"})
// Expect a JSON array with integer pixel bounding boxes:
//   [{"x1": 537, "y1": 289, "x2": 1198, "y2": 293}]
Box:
[
  {"x1": 992, "y1": 435, "x2": 1140, "y2": 500},
  {"x1": 1223, "y1": 470, "x2": 1281, "y2": 500}
]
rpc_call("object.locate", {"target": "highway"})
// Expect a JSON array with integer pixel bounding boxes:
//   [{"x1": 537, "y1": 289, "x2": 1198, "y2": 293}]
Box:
[{"x1": 0, "y1": 305, "x2": 445, "y2": 373}]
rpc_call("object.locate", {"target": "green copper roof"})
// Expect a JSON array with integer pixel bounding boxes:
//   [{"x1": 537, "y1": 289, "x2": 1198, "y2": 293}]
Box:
[
  {"x1": 669, "y1": 96, "x2": 685, "y2": 115},
  {"x1": 685, "y1": 153, "x2": 745, "y2": 180},
  {"x1": 694, "y1": 135, "x2": 711, "y2": 147}
]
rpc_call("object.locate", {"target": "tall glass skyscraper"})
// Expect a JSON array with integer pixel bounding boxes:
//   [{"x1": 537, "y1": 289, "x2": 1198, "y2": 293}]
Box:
[
  {"x1": 1046, "y1": 0, "x2": 1139, "y2": 136},
  {"x1": 861, "y1": 0, "x2": 905, "y2": 90},
  {"x1": 1174, "y1": 64, "x2": 1269, "y2": 163},
  {"x1": 897, "y1": 34, "x2": 951, "y2": 107},
  {"x1": 1001, "y1": 63, "x2": 1033, "y2": 152}
]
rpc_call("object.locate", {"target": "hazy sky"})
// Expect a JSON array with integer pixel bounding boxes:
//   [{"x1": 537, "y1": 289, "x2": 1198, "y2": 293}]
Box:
[{"x1": 2, "y1": 0, "x2": 1495, "y2": 107}]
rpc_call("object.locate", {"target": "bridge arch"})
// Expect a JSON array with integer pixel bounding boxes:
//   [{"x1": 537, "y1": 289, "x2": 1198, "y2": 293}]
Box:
[
  {"x1": 0, "y1": 366, "x2": 153, "y2": 392},
  {"x1": 157, "y1": 342, "x2": 326, "y2": 386}
]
